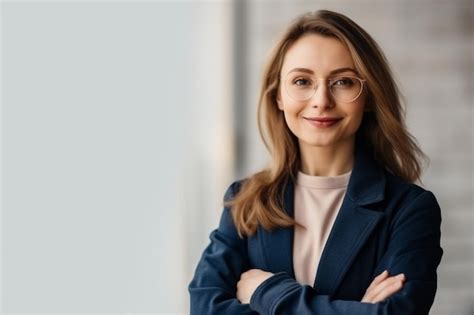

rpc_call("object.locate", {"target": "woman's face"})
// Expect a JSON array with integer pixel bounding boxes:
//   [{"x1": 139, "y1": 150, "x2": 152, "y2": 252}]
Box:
[{"x1": 277, "y1": 33, "x2": 368, "y2": 150}]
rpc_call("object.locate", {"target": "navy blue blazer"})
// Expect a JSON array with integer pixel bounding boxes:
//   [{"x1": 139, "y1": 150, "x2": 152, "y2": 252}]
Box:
[{"x1": 188, "y1": 139, "x2": 443, "y2": 314}]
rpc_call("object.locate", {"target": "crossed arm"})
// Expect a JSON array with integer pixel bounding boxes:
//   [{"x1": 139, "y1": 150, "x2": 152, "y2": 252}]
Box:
[
  {"x1": 188, "y1": 182, "x2": 443, "y2": 314},
  {"x1": 236, "y1": 268, "x2": 405, "y2": 305}
]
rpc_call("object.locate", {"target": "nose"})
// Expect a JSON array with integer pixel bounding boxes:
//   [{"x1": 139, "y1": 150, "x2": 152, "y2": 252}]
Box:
[{"x1": 310, "y1": 80, "x2": 334, "y2": 109}]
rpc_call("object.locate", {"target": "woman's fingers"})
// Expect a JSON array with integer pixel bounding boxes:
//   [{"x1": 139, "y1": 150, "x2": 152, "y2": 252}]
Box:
[
  {"x1": 375, "y1": 273, "x2": 405, "y2": 296},
  {"x1": 362, "y1": 270, "x2": 389, "y2": 302},
  {"x1": 365, "y1": 270, "x2": 388, "y2": 293},
  {"x1": 361, "y1": 272, "x2": 406, "y2": 304},
  {"x1": 371, "y1": 274, "x2": 405, "y2": 303}
]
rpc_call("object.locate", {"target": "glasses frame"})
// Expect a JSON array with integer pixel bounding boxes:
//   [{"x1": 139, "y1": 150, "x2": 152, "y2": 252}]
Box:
[{"x1": 281, "y1": 73, "x2": 367, "y2": 103}]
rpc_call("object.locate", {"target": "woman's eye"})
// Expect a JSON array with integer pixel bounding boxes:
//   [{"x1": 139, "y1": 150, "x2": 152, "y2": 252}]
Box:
[
  {"x1": 332, "y1": 77, "x2": 354, "y2": 87},
  {"x1": 294, "y1": 78, "x2": 311, "y2": 86}
]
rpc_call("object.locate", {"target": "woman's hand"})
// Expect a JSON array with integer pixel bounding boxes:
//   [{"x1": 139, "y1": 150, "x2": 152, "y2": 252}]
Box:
[
  {"x1": 236, "y1": 269, "x2": 274, "y2": 304},
  {"x1": 361, "y1": 270, "x2": 406, "y2": 304}
]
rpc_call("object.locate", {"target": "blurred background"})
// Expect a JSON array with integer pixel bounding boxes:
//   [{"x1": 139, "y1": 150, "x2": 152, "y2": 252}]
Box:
[{"x1": 1, "y1": 0, "x2": 472, "y2": 314}]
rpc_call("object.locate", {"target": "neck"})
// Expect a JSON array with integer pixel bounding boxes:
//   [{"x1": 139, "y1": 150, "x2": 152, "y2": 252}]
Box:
[{"x1": 299, "y1": 137, "x2": 355, "y2": 176}]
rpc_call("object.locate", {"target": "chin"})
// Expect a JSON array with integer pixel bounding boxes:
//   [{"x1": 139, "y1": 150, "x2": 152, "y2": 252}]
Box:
[{"x1": 302, "y1": 137, "x2": 337, "y2": 148}]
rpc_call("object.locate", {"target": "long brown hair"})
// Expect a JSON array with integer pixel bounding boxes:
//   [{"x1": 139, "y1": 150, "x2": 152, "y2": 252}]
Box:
[{"x1": 224, "y1": 9, "x2": 429, "y2": 238}]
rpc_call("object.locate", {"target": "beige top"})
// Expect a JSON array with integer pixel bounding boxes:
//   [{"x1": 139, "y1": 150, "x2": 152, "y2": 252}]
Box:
[{"x1": 293, "y1": 169, "x2": 352, "y2": 287}]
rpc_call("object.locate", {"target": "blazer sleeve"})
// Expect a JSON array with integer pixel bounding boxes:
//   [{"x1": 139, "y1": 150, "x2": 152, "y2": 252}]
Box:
[
  {"x1": 188, "y1": 180, "x2": 258, "y2": 315},
  {"x1": 248, "y1": 190, "x2": 444, "y2": 315}
]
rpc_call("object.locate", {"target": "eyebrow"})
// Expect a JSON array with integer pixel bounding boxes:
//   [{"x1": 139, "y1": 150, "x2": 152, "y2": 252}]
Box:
[{"x1": 287, "y1": 67, "x2": 358, "y2": 75}]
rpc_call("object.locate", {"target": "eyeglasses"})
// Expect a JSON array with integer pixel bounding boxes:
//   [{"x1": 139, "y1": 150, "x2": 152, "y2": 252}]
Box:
[{"x1": 282, "y1": 73, "x2": 366, "y2": 103}]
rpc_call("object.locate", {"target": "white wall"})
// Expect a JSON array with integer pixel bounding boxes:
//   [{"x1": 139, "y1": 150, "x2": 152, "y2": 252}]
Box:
[{"x1": 1, "y1": 1, "x2": 234, "y2": 313}]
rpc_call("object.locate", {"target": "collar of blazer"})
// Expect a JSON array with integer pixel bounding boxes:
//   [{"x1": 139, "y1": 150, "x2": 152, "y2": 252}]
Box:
[{"x1": 260, "y1": 133, "x2": 387, "y2": 293}]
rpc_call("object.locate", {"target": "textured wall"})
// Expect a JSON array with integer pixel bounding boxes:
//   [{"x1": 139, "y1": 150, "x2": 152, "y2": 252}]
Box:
[{"x1": 236, "y1": 1, "x2": 473, "y2": 314}]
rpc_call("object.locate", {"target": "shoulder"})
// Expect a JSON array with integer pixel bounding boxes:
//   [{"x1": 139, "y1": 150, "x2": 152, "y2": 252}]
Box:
[
  {"x1": 382, "y1": 170, "x2": 442, "y2": 225},
  {"x1": 218, "y1": 178, "x2": 250, "y2": 240},
  {"x1": 223, "y1": 177, "x2": 249, "y2": 202},
  {"x1": 383, "y1": 169, "x2": 434, "y2": 201}
]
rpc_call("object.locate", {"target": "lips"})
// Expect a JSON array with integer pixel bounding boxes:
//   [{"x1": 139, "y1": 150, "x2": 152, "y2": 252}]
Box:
[{"x1": 304, "y1": 117, "x2": 343, "y2": 122}]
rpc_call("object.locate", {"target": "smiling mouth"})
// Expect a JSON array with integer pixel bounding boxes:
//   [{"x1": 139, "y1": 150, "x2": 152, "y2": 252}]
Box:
[
  {"x1": 304, "y1": 117, "x2": 342, "y2": 128},
  {"x1": 303, "y1": 117, "x2": 343, "y2": 122}
]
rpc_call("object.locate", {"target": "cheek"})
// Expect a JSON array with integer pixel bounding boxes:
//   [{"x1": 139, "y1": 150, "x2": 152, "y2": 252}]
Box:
[
  {"x1": 346, "y1": 104, "x2": 367, "y2": 129},
  {"x1": 282, "y1": 104, "x2": 303, "y2": 127},
  {"x1": 280, "y1": 96, "x2": 303, "y2": 116},
  {"x1": 348, "y1": 99, "x2": 367, "y2": 117},
  {"x1": 279, "y1": 109, "x2": 298, "y2": 135}
]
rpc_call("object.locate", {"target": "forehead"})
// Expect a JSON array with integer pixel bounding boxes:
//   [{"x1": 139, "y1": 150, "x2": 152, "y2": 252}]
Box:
[{"x1": 281, "y1": 34, "x2": 355, "y2": 76}]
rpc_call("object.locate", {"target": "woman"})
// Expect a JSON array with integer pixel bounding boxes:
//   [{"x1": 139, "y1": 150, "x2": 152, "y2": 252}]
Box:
[{"x1": 188, "y1": 9, "x2": 443, "y2": 314}]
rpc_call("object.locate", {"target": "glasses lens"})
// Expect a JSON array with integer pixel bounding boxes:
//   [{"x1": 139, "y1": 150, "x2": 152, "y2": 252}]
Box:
[
  {"x1": 284, "y1": 74, "x2": 363, "y2": 102},
  {"x1": 329, "y1": 76, "x2": 363, "y2": 103},
  {"x1": 285, "y1": 73, "x2": 316, "y2": 101}
]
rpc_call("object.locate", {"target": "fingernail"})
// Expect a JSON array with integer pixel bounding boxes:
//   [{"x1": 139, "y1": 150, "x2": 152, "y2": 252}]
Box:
[{"x1": 397, "y1": 273, "x2": 405, "y2": 279}]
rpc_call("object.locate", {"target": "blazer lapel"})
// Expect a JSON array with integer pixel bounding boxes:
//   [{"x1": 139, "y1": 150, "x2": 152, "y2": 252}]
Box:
[{"x1": 313, "y1": 136, "x2": 386, "y2": 293}]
